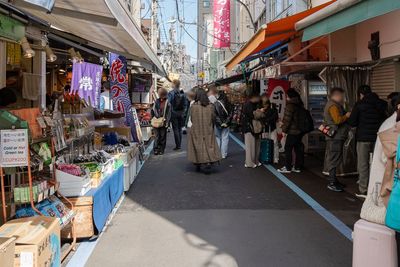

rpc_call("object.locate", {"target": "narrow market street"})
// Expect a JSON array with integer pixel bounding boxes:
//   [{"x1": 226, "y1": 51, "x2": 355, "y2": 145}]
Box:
[{"x1": 85, "y1": 134, "x2": 353, "y2": 267}]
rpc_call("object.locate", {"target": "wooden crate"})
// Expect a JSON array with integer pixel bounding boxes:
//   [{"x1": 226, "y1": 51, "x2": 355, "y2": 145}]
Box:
[{"x1": 61, "y1": 196, "x2": 94, "y2": 239}]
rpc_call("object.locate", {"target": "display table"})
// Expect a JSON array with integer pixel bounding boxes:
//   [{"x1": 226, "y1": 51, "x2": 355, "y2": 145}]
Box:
[{"x1": 85, "y1": 166, "x2": 124, "y2": 233}]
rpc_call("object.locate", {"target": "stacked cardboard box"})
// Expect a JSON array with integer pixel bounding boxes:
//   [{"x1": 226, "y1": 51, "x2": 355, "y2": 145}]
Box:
[{"x1": 0, "y1": 216, "x2": 61, "y2": 267}]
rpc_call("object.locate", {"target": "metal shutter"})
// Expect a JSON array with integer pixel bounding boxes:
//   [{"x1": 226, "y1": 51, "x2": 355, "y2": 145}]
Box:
[{"x1": 371, "y1": 62, "x2": 396, "y2": 99}]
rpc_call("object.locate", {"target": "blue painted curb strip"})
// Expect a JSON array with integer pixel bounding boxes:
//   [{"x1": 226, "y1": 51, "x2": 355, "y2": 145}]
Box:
[{"x1": 229, "y1": 133, "x2": 353, "y2": 241}]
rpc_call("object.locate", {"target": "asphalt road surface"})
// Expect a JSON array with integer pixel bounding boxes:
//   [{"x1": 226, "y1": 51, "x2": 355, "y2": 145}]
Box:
[{"x1": 86, "y1": 133, "x2": 354, "y2": 267}]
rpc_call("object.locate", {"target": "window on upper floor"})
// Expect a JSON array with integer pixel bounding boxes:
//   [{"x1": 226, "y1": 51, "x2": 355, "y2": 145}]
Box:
[{"x1": 203, "y1": 0, "x2": 210, "y2": 8}]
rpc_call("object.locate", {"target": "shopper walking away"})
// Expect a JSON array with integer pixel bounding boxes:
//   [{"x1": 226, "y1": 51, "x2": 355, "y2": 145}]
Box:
[
  {"x1": 168, "y1": 79, "x2": 188, "y2": 150},
  {"x1": 323, "y1": 87, "x2": 351, "y2": 192},
  {"x1": 151, "y1": 88, "x2": 171, "y2": 155},
  {"x1": 185, "y1": 89, "x2": 196, "y2": 129},
  {"x1": 208, "y1": 86, "x2": 232, "y2": 159},
  {"x1": 259, "y1": 94, "x2": 279, "y2": 164},
  {"x1": 187, "y1": 89, "x2": 222, "y2": 173},
  {"x1": 278, "y1": 88, "x2": 305, "y2": 174},
  {"x1": 348, "y1": 85, "x2": 388, "y2": 197},
  {"x1": 242, "y1": 94, "x2": 263, "y2": 168}
]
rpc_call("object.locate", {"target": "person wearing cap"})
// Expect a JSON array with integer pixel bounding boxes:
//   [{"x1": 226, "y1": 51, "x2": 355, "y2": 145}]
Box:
[{"x1": 348, "y1": 85, "x2": 387, "y2": 197}]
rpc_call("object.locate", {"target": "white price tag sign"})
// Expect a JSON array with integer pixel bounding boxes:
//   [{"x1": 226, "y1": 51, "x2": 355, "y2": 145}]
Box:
[{"x1": 0, "y1": 129, "x2": 29, "y2": 167}]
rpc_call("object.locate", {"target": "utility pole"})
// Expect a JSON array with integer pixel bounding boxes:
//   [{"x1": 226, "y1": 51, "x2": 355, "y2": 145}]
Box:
[{"x1": 150, "y1": 0, "x2": 159, "y2": 52}]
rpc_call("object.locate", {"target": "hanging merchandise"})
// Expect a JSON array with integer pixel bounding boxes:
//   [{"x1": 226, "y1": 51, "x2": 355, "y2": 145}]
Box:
[
  {"x1": 109, "y1": 53, "x2": 139, "y2": 142},
  {"x1": 71, "y1": 62, "x2": 103, "y2": 107}
]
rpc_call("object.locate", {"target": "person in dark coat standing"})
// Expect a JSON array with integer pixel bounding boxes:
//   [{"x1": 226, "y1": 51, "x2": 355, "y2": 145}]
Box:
[
  {"x1": 168, "y1": 79, "x2": 188, "y2": 150},
  {"x1": 348, "y1": 85, "x2": 388, "y2": 197},
  {"x1": 187, "y1": 89, "x2": 222, "y2": 172},
  {"x1": 242, "y1": 94, "x2": 263, "y2": 168},
  {"x1": 151, "y1": 88, "x2": 172, "y2": 155},
  {"x1": 278, "y1": 88, "x2": 305, "y2": 174}
]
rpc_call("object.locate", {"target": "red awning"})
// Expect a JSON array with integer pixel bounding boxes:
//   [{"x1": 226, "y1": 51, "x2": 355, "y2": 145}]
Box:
[{"x1": 225, "y1": 0, "x2": 336, "y2": 70}]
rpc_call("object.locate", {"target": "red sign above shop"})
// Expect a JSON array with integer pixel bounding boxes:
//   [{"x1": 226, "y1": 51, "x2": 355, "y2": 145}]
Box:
[{"x1": 213, "y1": 0, "x2": 231, "y2": 48}]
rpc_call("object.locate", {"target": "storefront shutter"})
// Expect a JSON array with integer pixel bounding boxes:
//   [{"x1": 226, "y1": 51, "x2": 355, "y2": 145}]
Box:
[{"x1": 370, "y1": 62, "x2": 397, "y2": 99}]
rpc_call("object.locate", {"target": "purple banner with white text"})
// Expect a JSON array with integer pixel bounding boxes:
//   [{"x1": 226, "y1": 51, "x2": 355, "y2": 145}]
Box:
[{"x1": 71, "y1": 62, "x2": 102, "y2": 107}]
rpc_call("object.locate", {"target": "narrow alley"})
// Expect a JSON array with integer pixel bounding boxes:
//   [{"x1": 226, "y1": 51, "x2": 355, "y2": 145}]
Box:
[{"x1": 85, "y1": 135, "x2": 353, "y2": 267}]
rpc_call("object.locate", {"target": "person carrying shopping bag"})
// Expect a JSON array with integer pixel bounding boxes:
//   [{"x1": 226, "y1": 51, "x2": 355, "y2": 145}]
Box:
[{"x1": 151, "y1": 88, "x2": 171, "y2": 155}]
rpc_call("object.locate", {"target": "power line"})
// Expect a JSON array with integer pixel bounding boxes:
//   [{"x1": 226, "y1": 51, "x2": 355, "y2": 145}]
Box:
[
  {"x1": 182, "y1": 25, "x2": 213, "y2": 48},
  {"x1": 157, "y1": 2, "x2": 168, "y2": 43},
  {"x1": 174, "y1": 0, "x2": 244, "y2": 46}
]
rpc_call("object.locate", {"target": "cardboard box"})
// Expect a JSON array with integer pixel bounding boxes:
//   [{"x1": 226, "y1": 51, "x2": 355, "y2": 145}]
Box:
[
  {"x1": 0, "y1": 237, "x2": 16, "y2": 267},
  {"x1": 0, "y1": 216, "x2": 61, "y2": 267},
  {"x1": 61, "y1": 197, "x2": 94, "y2": 239}
]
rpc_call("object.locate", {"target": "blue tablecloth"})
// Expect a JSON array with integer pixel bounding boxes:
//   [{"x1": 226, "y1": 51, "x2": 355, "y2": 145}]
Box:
[{"x1": 85, "y1": 166, "x2": 124, "y2": 233}]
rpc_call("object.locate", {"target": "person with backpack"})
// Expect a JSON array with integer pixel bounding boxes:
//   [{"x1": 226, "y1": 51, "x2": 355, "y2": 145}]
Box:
[
  {"x1": 151, "y1": 88, "x2": 172, "y2": 155},
  {"x1": 208, "y1": 86, "x2": 232, "y2": 159},
  {"x1": 168, "y1": 79, "x2": 188, "y2": 150},
  {"x1": 323, "y1": 87, "x2": 351, "y2": 192},
  {"x1": 278, "y1": 88, "x2": 307, "y2": 174},
  {"x1": 348, "y1": 85, "x2": 388, "y2": 197}
]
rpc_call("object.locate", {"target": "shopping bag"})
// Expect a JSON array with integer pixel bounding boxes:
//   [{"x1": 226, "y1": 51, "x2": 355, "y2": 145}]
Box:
[
  {"x1": 385, "y1": 135, "x2": 400, "y2": 231},
  {"x1": 360, "y1": 182, "x2": 386, "y2": 225}
]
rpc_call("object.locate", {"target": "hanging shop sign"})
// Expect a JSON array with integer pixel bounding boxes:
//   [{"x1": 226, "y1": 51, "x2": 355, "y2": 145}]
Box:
[
  {"x1": 0, "y1": 14, "x2": 25, "y2": 42},
  {"x1": 109, "y1": 53, "x2": 139, "y2": 142},
  {"x1": 213, "y1": 0, "x2": 231, "y2": 48},
  {"x1": 267, "y1": 79, "x2": 289, "y2": 119},
  {"x1": 0, "y1": 129, "x2": 29, "y2": 167},
  {"x1": 71, "y1": 62, "x2": 103, "y2": 107}
]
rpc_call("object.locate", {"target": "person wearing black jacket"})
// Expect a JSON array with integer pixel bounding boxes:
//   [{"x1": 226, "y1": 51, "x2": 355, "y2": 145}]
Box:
[
  {"x1": 348, "y1": 85, "x2": 388, "y2": 197},
  {"x1": 242, "y1": 94, "x2": 262, "y2": 168},
  {"x1": 208, "y1": 87, "x2": 232, "y2": 159},
  {"x1": 278, "y1": 88, "x2": 305, "y2": 174}
]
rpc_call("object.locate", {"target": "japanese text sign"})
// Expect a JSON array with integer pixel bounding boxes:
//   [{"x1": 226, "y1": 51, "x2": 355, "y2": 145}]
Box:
[
  {"x1": 266, "y1": 79, "x2": 289, "y2": 120},
  {"x1": 0, "y1": 129, "x2": 29, "y2": 167},
  {"x1": 213, "y1": 0, "x2": 231, "y2": 48},
  {"x1": 71, "y1": 62, "x2": 103, "y2": 107},
  {"x1": 109, "y1": 53, "x2": 139, "y2": 142}
]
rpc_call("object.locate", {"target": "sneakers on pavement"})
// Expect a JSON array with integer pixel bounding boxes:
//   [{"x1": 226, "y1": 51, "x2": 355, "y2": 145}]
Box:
[
  {"x1": 355, "y1": 190, "x2": 367, "y2": 199},
  {"x1": 291, "y1": 167, "x2": 301, "y2": 173},
  {"x1": 277, "y1": 167, "x2": 291, "y2": 174},
  {"x1": 327, "y1": 183, "x2": 344, "y2": 192},
  {"x1": 245, "y1": 164, "x2": 257, "y2": 168},
  {"x1": 173, "y1": 147, "x2": 181, "y2": 151}
]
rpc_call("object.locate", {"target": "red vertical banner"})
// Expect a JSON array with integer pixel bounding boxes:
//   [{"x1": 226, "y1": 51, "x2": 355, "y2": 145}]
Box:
[
  {"x1": 267, "y1": 79, "x2": 289, "y2": 120},
  {"x1": 213, "y1": 0, "x2": 230, "y2": 48}
]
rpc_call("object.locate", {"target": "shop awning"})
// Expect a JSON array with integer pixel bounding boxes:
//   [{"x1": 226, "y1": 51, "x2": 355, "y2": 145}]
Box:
[
  {"x1": 298, "y1": 0, "x2": 400, "y2": 42},
  {"x1": 211, "y1": 72, "x2": 252, "y2": 86},
  {"x1": 13, "y1": 0, "x2": 167, "y2": 77},
  {"x1": 225, "y1": 0, "x2": 335, "y2": 71}
]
